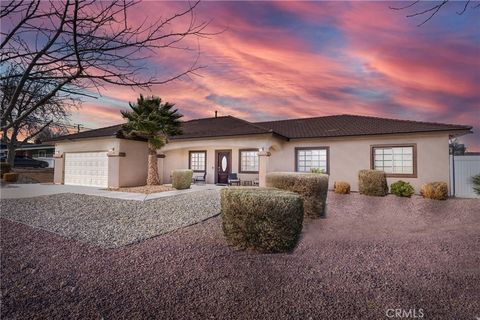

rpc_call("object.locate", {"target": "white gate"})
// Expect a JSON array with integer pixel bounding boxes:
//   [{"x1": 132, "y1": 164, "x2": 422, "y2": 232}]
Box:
[{"x1": 449, "y1": 155, "x2": 480, "y2": 198}]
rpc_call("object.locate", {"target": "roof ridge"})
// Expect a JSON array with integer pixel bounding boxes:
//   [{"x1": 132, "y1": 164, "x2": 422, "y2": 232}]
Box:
[
  {"x1": 226, "y1": 115, "x2": 272, "y2": 132},
  {"x1": 339, "y1": 114, "x2": 472, "y2": 129},
  {"x1": 254, "y1": 114, "x2": 340, "y2": 124}
]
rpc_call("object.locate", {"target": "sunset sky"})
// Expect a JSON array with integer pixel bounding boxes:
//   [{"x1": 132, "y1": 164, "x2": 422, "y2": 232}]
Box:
[{"x1": 72, "y1": 1, "x2": 479, "y2": 150}]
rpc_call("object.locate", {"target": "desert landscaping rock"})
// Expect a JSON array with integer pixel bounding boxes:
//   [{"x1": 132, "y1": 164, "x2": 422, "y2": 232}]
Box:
[
  {"x1": 0, "y1": 190, "x2": 220, "y2": 248},
  {"x1": 1, "y1": 192, "x2": 479, "y2": 319}
]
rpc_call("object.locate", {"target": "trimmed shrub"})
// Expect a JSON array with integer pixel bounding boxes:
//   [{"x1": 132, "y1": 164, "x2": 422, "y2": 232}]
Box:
[
  {"x1": 3, "y1": 173, "x2": 19, "y2": 183},
  {"x1": 472, "y1": 174, "x2": 480, "y2": 196},
  {"x1": 172, "y1": 169, "x2": 193, "y2": 190},
  {"x1": 266, "y1": 172, "x2": 329, "y2": 218},
  {"x1": 358, "y1": 170, "x2": 388, "y2": 196},
  {"x1": 221, "y1": 187, "x2": 304, "y2": 253},
  {"x1": 334, "y1": 181, "x2": 350, "y2": 194},
  {"x1": 390, "y1": 180, "x2": 415, "y2": 197},
  {"x1": 1, "y1": 162, "x2": 11, "y2": 178},
  {"x1": 420, "y1": 182, "x2": 448, "y2": 200}
]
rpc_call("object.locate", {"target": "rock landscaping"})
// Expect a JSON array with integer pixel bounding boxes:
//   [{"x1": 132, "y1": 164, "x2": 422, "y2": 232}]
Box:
[
  {"x1": 0, "y1": 189, "x2": 220, "y2": 248},
  {"x1": 1, "y1": 192, "x2": 479, "y2": 319}
]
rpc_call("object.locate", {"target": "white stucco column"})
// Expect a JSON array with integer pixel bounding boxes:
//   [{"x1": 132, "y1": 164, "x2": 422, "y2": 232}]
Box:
[
  {"x1": 258, "y1": 150, "x2": 271, "y2": 187},
  {"x1": 53, "y1": 153, "x2": 63, "y2": 184},
  {"x1": 157, "y1": 154, "x2": 165, "y2": 184}
]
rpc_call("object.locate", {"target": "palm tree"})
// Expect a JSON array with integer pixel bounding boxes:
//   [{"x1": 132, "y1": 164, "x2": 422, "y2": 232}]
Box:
[{"x1": 121, "y1": 95, "x2": 183, "y2": 185}]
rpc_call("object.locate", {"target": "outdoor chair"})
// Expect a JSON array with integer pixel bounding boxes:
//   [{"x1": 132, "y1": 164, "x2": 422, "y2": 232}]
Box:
[
  {"x1": 194, "y1": 172, "x2": 207, "y2": 184},
  {"x1": 228, "y1": 173, "x2": 241, "y2": 186}
]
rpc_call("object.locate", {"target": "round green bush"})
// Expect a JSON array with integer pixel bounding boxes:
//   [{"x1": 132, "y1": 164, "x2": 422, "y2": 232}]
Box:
[
  {"x1": 390, "y1": 180, "x2": 415, "y2": 197},
  {"x1": 172, "y1": 169, "x2": 193, "y2": 190},
  {"x1": 266, "y1": 172, "x2": 329, "y2": 218},
  {"x1": 221, "y1": 187, "x2": 304, "y2": 253}
]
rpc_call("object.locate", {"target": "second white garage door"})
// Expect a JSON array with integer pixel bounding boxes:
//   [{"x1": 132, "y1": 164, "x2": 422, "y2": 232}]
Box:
[{"x1": 64, "y1": 152, "x2": 109, "y2": 187}]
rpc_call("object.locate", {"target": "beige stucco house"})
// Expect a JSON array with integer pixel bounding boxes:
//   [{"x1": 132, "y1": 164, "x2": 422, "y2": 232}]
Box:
[{"x1": 49, "y1": 114, "x2": 472, "y2": 193}]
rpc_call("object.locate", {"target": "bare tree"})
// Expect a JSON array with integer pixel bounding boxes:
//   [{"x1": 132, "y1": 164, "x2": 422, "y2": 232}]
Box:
[
  {"x1": 1, "y1": 66, "x2": 78, "y2": 166},
  {"x1": 0, "y1": 0, "x2": 212, "y2": 132},
  {"x1": 390, "y1": 0, "x2": 480, "y2": 26}
]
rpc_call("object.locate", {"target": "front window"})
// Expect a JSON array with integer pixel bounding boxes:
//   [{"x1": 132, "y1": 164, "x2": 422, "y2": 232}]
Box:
[
  {"x1": 189, "y1": 151, "x2": 206, "y2": 172},
  {"x1": 239, "y1": 150, "x2": 259, "y2": 173},
  {"x1": 296, "y1": 148, "x2": 328, "y2": 173},
  {"x1": 372, "y1": 145, "x2": 415, "y2": 175}
]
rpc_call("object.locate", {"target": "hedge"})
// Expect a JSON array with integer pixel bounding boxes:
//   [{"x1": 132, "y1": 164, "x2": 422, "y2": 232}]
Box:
[
  {"x1": 420, "y1": 182, "x2": 448, "y2": 200},
  {"x1": 390, "y1": 180, "x2": 415, "y2": 197},
  {"x1": 358, "y1": 170, "x2": 388, "y2": 196},
  {"x1": 221, "y1": 187, "x2": 304, "y2": 253},
  {"x1": 172, "y1": 169, "x2": 193, "y2": 190},
  {"x1": 3, "y1": 172, "x2": 19, "y2": 183},
  {"x1": 334, "y1": 181, "x2": 350, "y2": 194},
  {"x1": 266, "y1": 172, "x2": 329, "y2": 218}
]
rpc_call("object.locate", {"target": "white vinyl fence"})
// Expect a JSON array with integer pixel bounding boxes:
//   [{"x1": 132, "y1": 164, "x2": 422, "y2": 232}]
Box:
[{"x1": 449, "y1": 155, "x2": 480, "y2": 198}]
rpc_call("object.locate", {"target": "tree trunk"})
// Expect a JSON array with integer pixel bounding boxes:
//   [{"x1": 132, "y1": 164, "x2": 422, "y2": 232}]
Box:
[
  {"x1": 147, "y1": 143, "x2": 160, "y2": 185},
  {"x1": 6, "y1": 140, "x2": 16, "y2": 167}
]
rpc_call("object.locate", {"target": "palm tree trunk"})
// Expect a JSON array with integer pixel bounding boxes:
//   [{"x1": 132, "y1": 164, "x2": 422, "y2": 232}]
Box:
[{"x1": 147, "y1": 142, "x2": 160, "y2": 185}]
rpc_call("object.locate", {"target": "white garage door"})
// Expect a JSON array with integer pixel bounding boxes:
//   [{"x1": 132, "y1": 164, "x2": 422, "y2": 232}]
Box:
[{"x1": 64, "y1": 152, "x2": 108, "y2": 187}]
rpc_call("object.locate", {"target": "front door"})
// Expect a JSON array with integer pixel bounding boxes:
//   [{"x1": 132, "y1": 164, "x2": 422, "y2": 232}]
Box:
[{"x1": 216, "y1": 150, "x2": 231, "y2": 184}]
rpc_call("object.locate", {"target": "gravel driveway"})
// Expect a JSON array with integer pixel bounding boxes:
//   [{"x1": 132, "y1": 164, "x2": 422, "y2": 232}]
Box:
[
  {"x1": 1, "y1": 192, "x2": 479, "y2": 319},
  {"x1": 0, "y1": 190, "x2": 220, "y2": 248}
]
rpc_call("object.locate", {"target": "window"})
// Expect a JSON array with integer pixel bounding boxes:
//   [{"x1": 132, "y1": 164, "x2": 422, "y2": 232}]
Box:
[
  {"x1": 189, "y1": 151, "x2": 206, "y2": 172},
  {"x1": 239, "y1": 149, "x2": 259, "y2": 173},
  {"x1": 38, "y1": 151, "x2": 46, "y2": 158},
  {"x1": 295, "y1": 147, "x2": 329, "y2": 173},
  {"x1": 372, "y1": 145, "x2": 416, "y2": 176}
]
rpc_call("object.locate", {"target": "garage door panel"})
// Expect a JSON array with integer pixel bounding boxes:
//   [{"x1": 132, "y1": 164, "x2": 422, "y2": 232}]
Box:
[{"x1": 64, "y1": 152, "x2": 108, "y2": 187}]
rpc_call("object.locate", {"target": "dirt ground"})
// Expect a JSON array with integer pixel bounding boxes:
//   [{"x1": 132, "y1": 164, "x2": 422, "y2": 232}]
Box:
[
  {"x1": 1, "y1": 192, "x2": 479, "y2": 319},
  {"x1": 106, "y1": 185, "x2": 175, "y2": 194}
]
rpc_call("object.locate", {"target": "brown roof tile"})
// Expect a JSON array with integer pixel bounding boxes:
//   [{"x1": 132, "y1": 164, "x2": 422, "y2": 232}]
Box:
[
  {"x1": 48, "y1": 114, "x2": 472, "y2": 142},
  {"x1": 255, "y1": 114, "x2": 472, "y2": 139}
]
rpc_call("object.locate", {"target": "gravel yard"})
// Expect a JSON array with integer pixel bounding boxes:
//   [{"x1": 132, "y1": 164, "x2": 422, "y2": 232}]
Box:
[
  {"x1": 0, "y1": 190, "x2": 220, "y2": 248},
  {"x1": 1, "y1": 192, "x2": 479, "y2": 319}
]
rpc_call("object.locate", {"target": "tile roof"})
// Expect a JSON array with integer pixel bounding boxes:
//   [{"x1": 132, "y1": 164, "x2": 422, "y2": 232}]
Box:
[
  {"x1": 170, "y1": 116, "x2": 272, "y2": 140},
  {"x1": 48, "y1": 114, "x2": 472, "y2": 142},
  {"x1": 255, "y1": 114, "x2": 472, "y2": 139}
]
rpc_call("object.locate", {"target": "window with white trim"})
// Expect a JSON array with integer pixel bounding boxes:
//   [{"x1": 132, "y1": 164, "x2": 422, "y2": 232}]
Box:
[
  {"x1": 296, "y1": 148, "x2": 328, "y2": 173},
  {"x1": 373, "y1": 146, "x2": 414, "y2": 174},
  {"x1": 189, "y1": 151, "x2": 206, "y2": 172},
  {"x1": 240, "y1": 150, "x2": 259, "y2": 173}
]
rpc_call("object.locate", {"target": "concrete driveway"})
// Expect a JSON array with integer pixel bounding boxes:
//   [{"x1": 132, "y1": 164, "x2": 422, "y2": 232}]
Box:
[{"x1": 0, "y1": 183, "x2": 222, "y2": 201}]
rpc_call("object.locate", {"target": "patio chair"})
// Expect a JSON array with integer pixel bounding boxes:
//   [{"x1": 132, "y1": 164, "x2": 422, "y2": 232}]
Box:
[
  {"x1": 228, "y1": 173, "x2": 241, "y2": 186},
  {"x1": 194, "y1": 172, "x2": 207, "y2": 184}
]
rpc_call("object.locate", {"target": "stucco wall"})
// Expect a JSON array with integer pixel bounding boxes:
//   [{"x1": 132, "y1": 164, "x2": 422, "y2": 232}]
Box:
[
  {"x1": 118, "y1": 139, "x2": 148, "y2": 187},
  {"x1": 268, "y1": 132, "x2": 450, "y2": 193},
  {"x1": 160, "y1": 134, "x2": 280, "y2": 184},
  {"x1": 54, "y1": 138, "x2": 148, "y2": 187},
  {"x1": 161, "y1": 132, "x2": 450, "y2": 193}
]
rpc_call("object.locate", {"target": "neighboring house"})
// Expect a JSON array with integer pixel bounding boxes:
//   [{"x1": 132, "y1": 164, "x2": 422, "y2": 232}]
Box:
[
  {"x1": 48, "y1": 114, "x2": 472, "y2": 192},
  {"x1": 0, "y1": 143, "x2": 55, "y2": 168}
]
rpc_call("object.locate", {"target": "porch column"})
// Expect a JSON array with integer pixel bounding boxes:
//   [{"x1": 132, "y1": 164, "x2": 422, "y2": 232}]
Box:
[
  {"x1": 53, "y1": 153, "x2": 63, "y2": 184},
  {"x1": 258, "y1": 150, "x2": 271, "y2": 187},
  {"x1": 157, "y1": 154, "x2": 166, "y2": 184}
]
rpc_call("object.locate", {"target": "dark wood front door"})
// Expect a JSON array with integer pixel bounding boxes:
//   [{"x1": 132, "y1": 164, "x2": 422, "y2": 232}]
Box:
[{"x1": 216, "y1": 150, "x2": 231, "y2": 184}]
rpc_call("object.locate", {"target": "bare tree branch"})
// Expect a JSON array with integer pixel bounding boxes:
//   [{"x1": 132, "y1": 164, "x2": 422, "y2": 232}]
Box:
[{"x1": 1, "y1": 0, "x2": 216, "y2": 131}]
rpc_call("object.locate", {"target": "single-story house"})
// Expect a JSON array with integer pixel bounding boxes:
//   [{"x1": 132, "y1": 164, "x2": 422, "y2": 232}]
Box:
[
  {"x1": 0, "y1": 143, "x2": 56, "y2": 167},
  {"x1": 48, "y1": 114, "x2": 472, "y2": 192}
]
